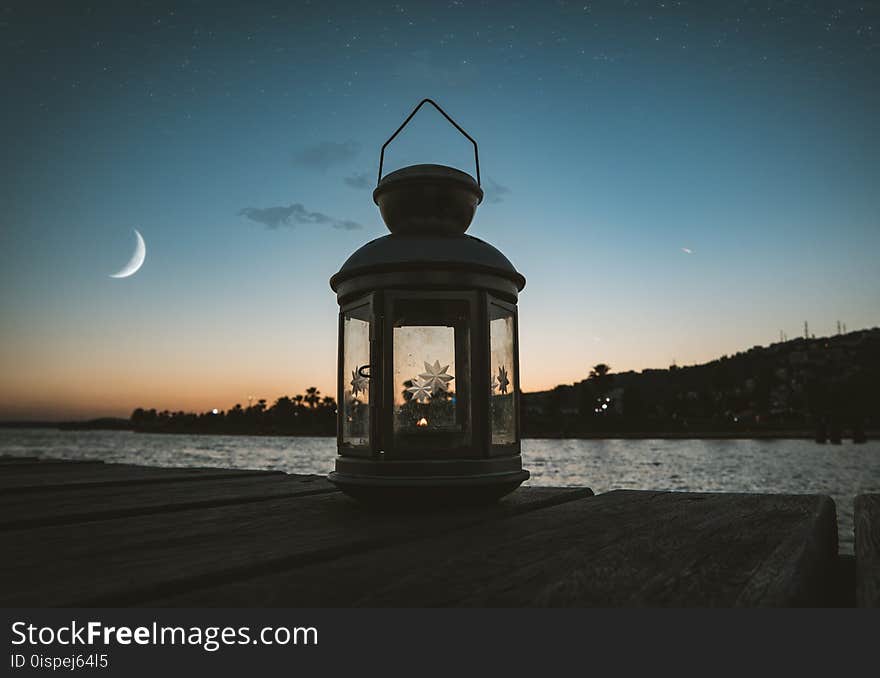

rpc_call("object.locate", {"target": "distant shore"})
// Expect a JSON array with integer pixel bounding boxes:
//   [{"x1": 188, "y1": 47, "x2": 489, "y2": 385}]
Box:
[{"x1": 0, "y1": 421, "x2": 874, "y2": 441}]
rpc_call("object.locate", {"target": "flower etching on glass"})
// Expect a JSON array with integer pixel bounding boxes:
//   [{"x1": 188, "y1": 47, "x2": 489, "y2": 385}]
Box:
[
  {"x1": 406, "y1": 377, "x2": 434, "y2": 404},
  {"x1": 419, "y1": 360, "x2": 454, "y2": 395},
  {"x1": 495, "y1": 365, "x2": 510, "y2": 394},
  {"x1": 350, "y1": 367, "x2": 369, "y2": 397}
]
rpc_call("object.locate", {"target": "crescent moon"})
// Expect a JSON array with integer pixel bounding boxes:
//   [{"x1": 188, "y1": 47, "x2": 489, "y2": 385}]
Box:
[{"x1": 109, "y1": 229, "x2": 146, "y2": 278}]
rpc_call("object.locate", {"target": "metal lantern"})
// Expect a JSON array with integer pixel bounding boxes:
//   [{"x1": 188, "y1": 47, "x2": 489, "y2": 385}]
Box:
[{"x1": 328, "y1": 99, "x2": 528, "y2": 504}]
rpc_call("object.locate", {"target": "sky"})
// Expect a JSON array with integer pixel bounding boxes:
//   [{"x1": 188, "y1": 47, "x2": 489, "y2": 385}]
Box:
[{"x1": 1, "y1": 0, "x2": 878, "y2": 420}]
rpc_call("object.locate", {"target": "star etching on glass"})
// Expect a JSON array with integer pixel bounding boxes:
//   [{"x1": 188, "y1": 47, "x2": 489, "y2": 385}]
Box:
[
  {"x1": 419, "y1": 360, "x2": 454, "y2": 395},
  {"x1": 350, "y1": 366, "x2": 369, "y2": 397},
  {"x1": 406, "y1": 377, "x2": 434, "y2": 404},
  {"x1": 495, "y1": 364, "x2": 510, "y2": 394}
]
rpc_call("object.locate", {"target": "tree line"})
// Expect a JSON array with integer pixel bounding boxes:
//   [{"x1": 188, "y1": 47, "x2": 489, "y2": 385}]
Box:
[{"x1": 130, "y1": 387, "x2": 337, "y2": 435}]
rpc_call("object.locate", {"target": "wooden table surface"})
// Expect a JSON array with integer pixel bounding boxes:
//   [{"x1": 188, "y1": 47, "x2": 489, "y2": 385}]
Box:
[{"x1": 2, "y1": 456, "x2": 875, "y2": 607}]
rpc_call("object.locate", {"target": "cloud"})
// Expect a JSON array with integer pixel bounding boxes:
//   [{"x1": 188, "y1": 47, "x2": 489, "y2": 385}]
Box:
[
  {"x1": 484, "y1": 176, "x2": 511, "y2": 204},
  {"x1": 343, "y1": 172, "x2": 372, "y2": 190},
  {"x1": 294, "y1": 140, "x2": 360, "y2": 170},
  {"x1": 332, "y1": 219, "x2": 363, "y2": 231},
  {"x1": 238, "y1": 203, "x2": 363, "y2": 230}
]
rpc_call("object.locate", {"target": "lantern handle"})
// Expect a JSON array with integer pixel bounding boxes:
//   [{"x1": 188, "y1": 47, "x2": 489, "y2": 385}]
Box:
[{"x1": 377, "y1": 98, "x2": 481, "y2": 187}]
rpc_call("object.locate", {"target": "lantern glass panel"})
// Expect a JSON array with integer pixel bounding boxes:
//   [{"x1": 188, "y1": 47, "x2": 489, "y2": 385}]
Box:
[
  {"x1": 341, "y1": 304, "x2": 371, "y2": 449},
  {"x1": 392, "y1": 298, "x2": 471, "y2": 450},
  {"x1": 489, "y1": 301, "x2": 516, "y2": 445}
]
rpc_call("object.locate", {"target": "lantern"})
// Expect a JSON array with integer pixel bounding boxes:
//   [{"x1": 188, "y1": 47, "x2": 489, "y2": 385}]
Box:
[{"x1": 328, "y1": 99, "x2": 528, "y2": 504}]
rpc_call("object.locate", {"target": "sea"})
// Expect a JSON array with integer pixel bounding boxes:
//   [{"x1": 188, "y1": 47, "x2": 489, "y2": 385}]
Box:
[{"x1": 2, "y1": 428, "x2": 879, "y2": 554}]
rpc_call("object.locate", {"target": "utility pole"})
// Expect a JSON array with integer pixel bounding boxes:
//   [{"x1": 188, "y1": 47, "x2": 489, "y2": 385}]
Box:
[
  {"x1": 804, "y1": 321, "x2": 809, "y2": 340},
  {"x1": 837, "y1": 320, "x2": 841, "y2": 335}
]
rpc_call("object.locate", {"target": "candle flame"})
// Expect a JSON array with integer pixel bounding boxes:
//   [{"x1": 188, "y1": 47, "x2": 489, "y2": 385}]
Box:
[{"x1": 416, "y1": 417, "x2": 428, "y2": 427}]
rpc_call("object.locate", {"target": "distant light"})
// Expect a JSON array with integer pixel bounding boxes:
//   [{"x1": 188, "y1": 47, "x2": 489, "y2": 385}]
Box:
[
  {"x1": 417, "y1": 417, "x2": 429, "y2": 427},
  {"x1": 212, "y1": 408, "x2": 219, "y2": 415},
  {"x1": 602, "y1": 403, "x2": 608, "y2": 410},
  {"x1": 605, "y1": 397, "x2": 611, "y2": 402}
]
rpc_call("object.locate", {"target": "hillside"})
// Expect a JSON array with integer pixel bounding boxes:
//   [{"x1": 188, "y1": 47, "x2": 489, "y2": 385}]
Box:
[{"x1": 522, "y1": 328, "x2": 880, "y2": 437}]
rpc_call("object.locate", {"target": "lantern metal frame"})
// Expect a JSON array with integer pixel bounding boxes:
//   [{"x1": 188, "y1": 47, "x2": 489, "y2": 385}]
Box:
[{"x1": 328, "y1": 99, "x2": 529, "y2": 504}]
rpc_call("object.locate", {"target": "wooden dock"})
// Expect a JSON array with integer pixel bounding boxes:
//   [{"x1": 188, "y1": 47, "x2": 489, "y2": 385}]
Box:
[{"x1": 2, "y1": 456, "x2": 877, "y2": 607}]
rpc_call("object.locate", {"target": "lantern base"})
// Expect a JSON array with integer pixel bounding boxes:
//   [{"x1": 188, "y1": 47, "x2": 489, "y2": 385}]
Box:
[{"x1": 328, "y1": 456, "x2": 529, "y2": 506}]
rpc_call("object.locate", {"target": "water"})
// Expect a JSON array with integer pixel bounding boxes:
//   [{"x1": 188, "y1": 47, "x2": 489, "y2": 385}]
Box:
[{"x1": 3, "y1": 428, "x2": 879, "y2": 553}]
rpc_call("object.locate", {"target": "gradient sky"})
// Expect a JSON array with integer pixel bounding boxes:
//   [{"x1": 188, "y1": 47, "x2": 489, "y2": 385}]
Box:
[{"x1": 2, "y1": 1, "x2": 879, "y2": 420}]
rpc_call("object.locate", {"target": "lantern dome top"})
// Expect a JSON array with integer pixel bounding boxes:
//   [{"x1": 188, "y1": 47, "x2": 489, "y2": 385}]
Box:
[
  {"x1": 331, "y1": 101, "x2": 525, "y2": 302},
  {"x1": 330, "y1": 232, "x2": 525, "y2": 292},
  {"x1": 375, "y1": 163, "x2": 480, "y2": 192},
  {"x1": 373, "y1": 164, "x2": 483, "y2": 235}
]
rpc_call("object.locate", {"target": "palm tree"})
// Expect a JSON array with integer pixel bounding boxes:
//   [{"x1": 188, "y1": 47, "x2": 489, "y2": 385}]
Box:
[
  {"x1": 588, "y1": 363, "x2": 613, "y2": 395},
  {"x1": 589, "y1": 363, "x2": 611, "y2": 380},
  {"x1": 305, "y1": 387, "x2": 321, "y2": 409}
]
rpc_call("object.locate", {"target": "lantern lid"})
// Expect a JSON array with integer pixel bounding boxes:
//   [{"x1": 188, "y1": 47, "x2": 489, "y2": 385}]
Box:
[
  {"x1": 373, "y1": 164, "x2": 483, "y2": 235},
  {"x1": 374, "y1": 163, "x2": 481, "y2": 198},
  {"x1": 330, "y1": 232, "x2": 526, "y2": 292}
]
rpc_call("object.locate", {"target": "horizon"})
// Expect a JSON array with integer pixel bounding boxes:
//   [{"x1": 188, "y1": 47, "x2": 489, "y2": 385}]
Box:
[
  {"x1": 2, "y1": 2, "x2": 879, "y2": 420},
  {"x1": 3, "y1": 324, "x2": 875, "y2": 423}
]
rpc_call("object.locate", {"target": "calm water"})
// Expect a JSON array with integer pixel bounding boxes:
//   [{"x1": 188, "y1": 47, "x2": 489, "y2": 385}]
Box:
[{"x1": 3, "y1": 428, "x2": 879, "y2": 553}]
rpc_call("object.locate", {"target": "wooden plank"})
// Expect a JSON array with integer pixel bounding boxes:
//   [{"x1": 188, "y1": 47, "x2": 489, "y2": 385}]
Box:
[
  {"x1": 855, "y1": 494, "x2": 880, "y2": 607},
  {"x1": 0, "y1": 455, "x2": 39, "y2": 464},
  {"x1": 1, "y1": 486, "x2": 592, "y2": 607},
  {"x1": 0, "y1": 462, "x2": 283, "y2": 493},
  {"x1": 0, "y1": 473, "x2": 335, "y2": 530},
  {"x1": 832, "y1": 553, "x2": 856, "y2": 607},
  {"x1": 153, "y1": 490, "x2": 838, "y2": 607}
]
